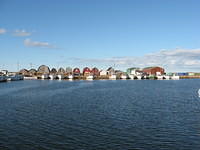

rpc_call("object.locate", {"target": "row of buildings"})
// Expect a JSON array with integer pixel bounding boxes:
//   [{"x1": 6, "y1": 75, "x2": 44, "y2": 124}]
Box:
[{"x1": 17, "y1": 65, "x2": 166, "y2": 79}]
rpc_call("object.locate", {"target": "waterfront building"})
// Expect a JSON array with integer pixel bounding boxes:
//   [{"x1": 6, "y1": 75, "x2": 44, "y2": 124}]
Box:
[
  {"x1": 83, "y1": 67, "x2": 91, "y2": 76},
  {"x1": 19, "y1": 69, "x2": 29, "y2": 76},
  {"x1": 99, "y1": 70, "x2": 107, "y2": 76},
  {"x1": 127, "y1": 67, "x2": 140, "y2": 75},
  {"x1": 142, "y1": 66, "x2": 165, "y2": 76},
  {"x1": 115, "y1": 70, "x2": 124, "y2": 79},
  {"x1": 29, "y1": 69, "x2": 37, "y2": 76},
  {"x1": 91, "y1": 67, "x2": 99, "y2": 76},
  {"x1": 1, "y1": 70, "x2": 8, "y2": 75},
  {"x1": 66, "y1": 67, "x2": 72, "y2": 75},
  {"x1": 50, "y1": 68, "x2": 57, "y2": 74},
  {"x1": 37, "y1": 65, "x2": 50, "y2": 75},
  {"x1": 107, "y1": 67, "x2": 115, "y2": 76},
  {"x1": 57, "y1": 67, "x2": 65, "y2": 74},
  {"x1": 73, "y1": 68, "x2": 81, "y2": 76}
]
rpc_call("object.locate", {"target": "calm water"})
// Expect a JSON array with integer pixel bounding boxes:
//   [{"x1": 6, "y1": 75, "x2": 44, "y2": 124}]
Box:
[{"x1": 0, "y1": 79, "x2": 200, "y2": 150}]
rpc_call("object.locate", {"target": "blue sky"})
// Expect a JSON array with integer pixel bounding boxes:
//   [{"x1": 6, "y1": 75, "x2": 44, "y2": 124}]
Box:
[{"x1": 0, "y1": 0, "x2": 200, "y2": 72}]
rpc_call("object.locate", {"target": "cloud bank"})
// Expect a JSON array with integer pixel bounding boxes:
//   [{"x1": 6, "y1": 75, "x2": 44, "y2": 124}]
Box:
[
  {"x1": 13, "y1": 29, "x2": 32, "y2": 36},
  {"x1": 70, "y1": 48, "x2": 200, "y2": 72},
  {"x1": 24, "y1": 39, "x2": 58, "y2": 49},
  {"x1": 0, "y1": 28, "x2": 6, "y2": 34}
]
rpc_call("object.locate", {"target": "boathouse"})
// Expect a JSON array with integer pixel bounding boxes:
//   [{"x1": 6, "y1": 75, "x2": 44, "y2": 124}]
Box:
[
  {"x1": 83, "y1": 67, "x2": 91, "y2": 76},
  {"x1": 73, "y1": 68, "x2": 81, "y2": 76},
  {"x1": 99, "y1": 70, "x2": 107, "y2": 76},
  {"x1": 37, "y1": 65, "x2": 50, "y2": 75},
  {"x1": 66, "y1": 67, "x2": 72, "y2": 75},
  {"x1": 142, "y1": 67, "x2": 165, "y2": 76},
  {"x1": 127, "y1": 67, "x2": 140, "y2": 75},
  {"x1": 29, "y1": 69, "x2": 37, "y2": 76},
  {"x1": 19, "y1": 69, "x2": 29, "y2": 76},
  {"x1": 91, "y1": 67, "x2": 99, "y2": 76},
  {"x1": 50, "y1": 68, "x2": 57, "y2": 74},
  {"x1": 107, "y1": 67, "x2": 115, "y2": 76},
  {"x1": 58, "y1": 67, "x2": 65, "y2": 74}
]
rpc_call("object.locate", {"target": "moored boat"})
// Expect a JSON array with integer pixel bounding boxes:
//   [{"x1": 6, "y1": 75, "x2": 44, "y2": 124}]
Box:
[
  {"x1": 68, "y1": 75, "x2": 73, "y2": 80},
  {"x1": 128, "y1": 74, "x2": 134, "y2": 80},
  {"x1": 171, "y1": 75, "x2": 179, "y2": 80},
  {"x1": 57, "y1": 74, "x2": 64, "y2": 80},
  {"x1": 41, "y1": 74, "x2": 49, "y2": 79},
  {"x1": 7, "y1": 75, "x2": 24, "y2": 81},
  {"x1": 49, "y1": 74, "x2": 57, "y2": 80},
  {"x1": 120, "y1": 75, "x2": 127, "y2": 80},
  {"x1": 0, "y1": 76, "x2": 7, "y2": 82},
  {"x1": 86, "y1": 75, "x2": 93, "y2": 80},
  {"x1": 136, "y1": 75, "x2": 142, "y2": 80}
]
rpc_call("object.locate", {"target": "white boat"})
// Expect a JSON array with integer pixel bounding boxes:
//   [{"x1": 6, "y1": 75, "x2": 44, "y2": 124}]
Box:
[
  {"x1": 109, "y1": 74, "x2": 116, "y2": 80},
  {"x1": 24, "y1": 76, "x2": 37, "y2": 80},
  {"x1": 0, "y1": 76, "x2": 7, "y2": 82},
  {"x1": 136, "y1": 75, "x2": 142, "y2": 80},
  {"x1": 49, "y1": 74, "x2": 57, "y2": 80},
  {"x1": 142, "y1": 76, "x2": 147, "y2": 79},
  {"x1": 120, "y1": 75, "x2": 127, "y2": 80},
  {"x1": 68, "y1": 75, "x2": 73, "y2": 80},
  {"x1": 163, "y1": 75, "x2": 170, "y2": 80},
  {"x1": 171, "y1": 75, "x2": 179, "y2": 80},
  {"x1": 7, "y1": 75, "x2": 24, "y2": 81},
  {"x1": 57, "y1": 74, "x2": 64, "y2": 80},
  {"x1": 157, "y1": 75, "x2": 163, "y2": 80},
  {"x1": 86, "y1": 75, "x2": 93, "y2": 80},
  {"x1": 128, "y1": 74, "x2": 134, "y2": 80},
  {"x1": 41, "y1": 74, "x2": 49, "y2": 79}
]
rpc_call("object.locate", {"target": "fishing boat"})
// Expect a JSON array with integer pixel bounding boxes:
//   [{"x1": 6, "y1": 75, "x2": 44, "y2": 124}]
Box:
[
  {"x1": 171, "y1": 75, "x2": 179, "y2": 80},
  {"x1": 128, "y1": 74, "x2": 134, "y2": 80},
  {"x1": 57, "y1": 74, "x2": 64, "y2": 80},
  {"x1": 49, "y1": 74, "x2": 57, "y2": 80},
  {"x1": 163, "y1": 75, "x2": 170, "y2": 80},
  {"x1": 120, "y1": 75, "x2": 127, "y2": 80},
  {"x1": 157, "y1": 75, "x2": 163, "y2": 80},
  {"x1": 0, "y1": 76, "x2": 7, "y2": 82},
  {"x1": 41, "y1": 74, "x2": 49, "y2": 79},
  {"x1": 68, "y1": 75, "x2": 73, "y2": 80},
  {"x1": 86, "y1": 75, "x2": 93, "y2": 80},
  {"x1": 136, "y1": 75, "x2": 142, "y2": 80},
  {"x1": 7, "y1": 75, "x2": 23, "y2": 81}
]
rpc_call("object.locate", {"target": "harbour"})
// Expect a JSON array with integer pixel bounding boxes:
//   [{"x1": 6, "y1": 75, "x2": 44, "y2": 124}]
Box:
[
  {"x1": 0, "y1": 79, "x2": 200, "y2": 150},
  {"x1": 0, "y1": 65, "x2": 184, "y2": 83}
]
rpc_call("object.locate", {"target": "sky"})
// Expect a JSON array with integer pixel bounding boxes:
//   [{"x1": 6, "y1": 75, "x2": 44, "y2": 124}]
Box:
[{"x1": 0, "y1": 0, "x2": 200, "y2": 72}]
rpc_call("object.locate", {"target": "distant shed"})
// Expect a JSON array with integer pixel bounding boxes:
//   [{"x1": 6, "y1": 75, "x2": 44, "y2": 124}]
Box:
[
  {"x1": 37, "y1": 65, "x2": 50, "y2": 74},
  {"x1": 142, "y1": 67, "x2": 165, "y2": 75},
  {"x1": 91, "y1": 67, "x2": 99, "y2": 76},
  {"x1": 83, "y1": 67, "x2": 91, "y2": 76},
  {"x1": 58, "y1": 67, "x2": 65, "y2": 74}
]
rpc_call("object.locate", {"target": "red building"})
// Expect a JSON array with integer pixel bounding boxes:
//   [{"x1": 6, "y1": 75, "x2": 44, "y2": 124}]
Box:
[
  {"x1": 142, "y1": 67, "x2": 165, "y2": 75},
  {"x1": 83, "y1": 67, "x2": 91, "y2": 76},
  {"x1": 73, "y1": 68, "x2": 80, "y2": 76},
  {"x1": 91, "y1": 67, "x2": 99, "y2": 76}
]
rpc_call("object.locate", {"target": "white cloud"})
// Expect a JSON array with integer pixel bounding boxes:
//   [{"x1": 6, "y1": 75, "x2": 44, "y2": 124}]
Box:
[
  {"x1": 70, "y1": 48, "x2": 200, "y2": 72},
  {"x1": 24, "y1": 38, "x2": 58, "y2": 49},
  {"x1": 13, "y1": 29, "x2": 31, "y2": 36},
  {"x1": 0, "y1": 28, "x2": 6, "y2": 34}
]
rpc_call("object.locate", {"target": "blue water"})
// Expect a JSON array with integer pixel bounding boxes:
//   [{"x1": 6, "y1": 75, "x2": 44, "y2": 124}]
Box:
[{"x1": 0, "y1": 80, "x2": 200, "y2": 150}]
